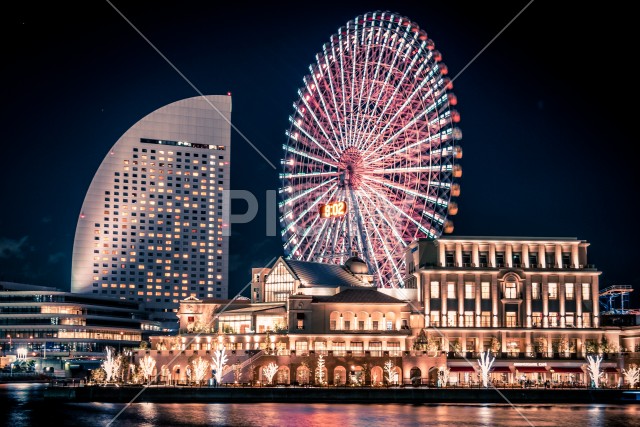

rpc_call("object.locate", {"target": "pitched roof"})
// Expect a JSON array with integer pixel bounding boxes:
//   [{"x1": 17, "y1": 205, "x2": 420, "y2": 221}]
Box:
[
  {"x1": 282, "y1": 258, "x2": 364, "y2": 287},
  {"x1": 220, "y1": 303, "x2": 285, "y2": 315},
  {"x1": 312, "y1": 288, "x2": 406, "y2": 304}
]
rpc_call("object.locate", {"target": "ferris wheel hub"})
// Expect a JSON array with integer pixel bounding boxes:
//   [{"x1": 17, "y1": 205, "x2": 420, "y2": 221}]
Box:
[{"x1": 338, "y1": 147, "x2": 364, "y2": 189}]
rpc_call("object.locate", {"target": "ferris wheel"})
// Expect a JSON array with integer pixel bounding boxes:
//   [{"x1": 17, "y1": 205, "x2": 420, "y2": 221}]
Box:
[{"x1": 279, "y1": 11, "x2": 462, "y2": 288}]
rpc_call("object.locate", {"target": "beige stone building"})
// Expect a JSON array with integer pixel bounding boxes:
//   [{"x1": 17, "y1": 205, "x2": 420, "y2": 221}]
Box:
[{"x1": 139, "y1": 237, "x2": 628, "y2": 387}]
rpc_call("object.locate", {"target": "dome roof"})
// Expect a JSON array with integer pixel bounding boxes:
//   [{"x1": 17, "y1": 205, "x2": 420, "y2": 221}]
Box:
[{"x1": 344, "y1": 256, "x2": 369, "y2": 275}]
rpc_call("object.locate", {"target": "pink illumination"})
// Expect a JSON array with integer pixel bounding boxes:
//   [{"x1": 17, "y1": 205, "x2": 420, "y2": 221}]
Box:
[{"x1": 279, "y1": 12, "x2": 461, "y2": 288}]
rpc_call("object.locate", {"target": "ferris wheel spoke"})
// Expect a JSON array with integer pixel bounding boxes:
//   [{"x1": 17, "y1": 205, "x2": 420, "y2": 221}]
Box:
[
  {"x1": 361, "y1": 99, "x2": 439, "y2": 162},
  {"x1": 354, "y1": 26, "x2": 390, "y2": 151},
  {"x1": 345, "y1": 23, "x2": 356, "y2": 148},
  {"x1": 298, "y1": 86, "x2": 342, "y2": 159},
  {"x1": 350, "y1": 191, "x2": 385, "y2": 285},
  {"x1": 360, "y1": 180, "x2": 436, "y2": 238},
  {"x1": 374, "y1": 131, "x2": 446, "y2": 163},
  {"x1": 361, "y1": 78, "x2": 450, "y2": 159},
  {"x1": 355, "y1": 24, "x2": 420, "y2": 151},
  {"x1": 288, "y1": 214, "x2": 321, "y2": 258},
  {"x1": 281, "y1": 182, "x2": 339, "y2": 234},
  {"x1": 304, "y1": 217, "x2": 331, "y2": 261},
  {"x1": 350, "y1": 19, "x2": 371, "y2": 151},
  {"x1": 356, "y1": 189, "x2": 406, "y2": 248},
  {"x1": 282, "y1": 144, "x2": 338, "y2": 169},
  {"x1": 324, "y1": 45, "x2": 345, "y2": 150},
  {"x1": 288, "y1": 119, "x2": 340, "y2": 163},
  {"x1": 361, "y1": 34, "x2": 423, "y2": 145},
  {"x1": 363, "y1": 175, "x2": 448, "y2": 209},
  {"x1": 370, "y1": 165, "x2": 445, "y2": 174},
  {"x1": 357, "y1": 193, "x2": 404, "y2": 285},
  {"x1": 354, "y1": 29, "x2": 406, "y2": 152},
  {"x1": 280, "y1": 171, "x2": 341, "y2": 180},
  {"x1": 309, "y1": 72, "x2": 344, "y2": 151},
  {"x1": 323, "y1": 45, "x2": 346, "y2": 150},
  {"x1": 335, "y1": 31, "x2": 350, "y2": 150},
  {"x1": 372, "y1": 56, "x2": 443, "y2": 132},
  {"x1": 279, "y1": 177, "x2": 338, "y2": 208}
]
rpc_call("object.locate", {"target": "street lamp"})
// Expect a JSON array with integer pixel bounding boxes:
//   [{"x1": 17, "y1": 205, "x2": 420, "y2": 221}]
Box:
[{"x1": 119, "y1": 331, "x2": 124, "y2": 353}]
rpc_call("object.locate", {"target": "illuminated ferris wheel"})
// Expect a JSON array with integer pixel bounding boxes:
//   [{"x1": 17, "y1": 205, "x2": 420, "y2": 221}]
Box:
[{"x1": 279, "y1": 11, "x2": 462, "y2": 288}]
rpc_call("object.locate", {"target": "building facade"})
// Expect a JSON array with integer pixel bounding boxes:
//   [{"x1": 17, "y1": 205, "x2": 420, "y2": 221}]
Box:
[
  {"x1": 0, "y1": 281, "x2": 160, "y2": 376},
  {"x1": 71, "y1": 95, "x2": 231, "y2": 329},
  {"x1": 138, "y1": 238, "x2": 625, "y2": 387}
]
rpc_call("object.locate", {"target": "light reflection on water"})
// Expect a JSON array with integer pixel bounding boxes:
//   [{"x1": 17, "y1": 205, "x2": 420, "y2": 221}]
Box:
[{"x1": 2, "y1": 383, "x2": 640, "y2": 427}]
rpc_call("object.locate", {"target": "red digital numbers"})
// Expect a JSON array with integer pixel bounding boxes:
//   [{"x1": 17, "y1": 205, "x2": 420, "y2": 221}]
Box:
[{"x1": 319, "y1": 201, "x2": 348, "y2": 218}]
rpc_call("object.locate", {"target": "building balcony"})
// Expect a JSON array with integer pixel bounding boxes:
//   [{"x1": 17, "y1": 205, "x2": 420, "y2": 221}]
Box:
[
  {"x1": 328, "y1": 328, "x2": 412, "y2": 335},
  {"x1": 445, "y1": 351, "x2": 581, "y2": 360}
]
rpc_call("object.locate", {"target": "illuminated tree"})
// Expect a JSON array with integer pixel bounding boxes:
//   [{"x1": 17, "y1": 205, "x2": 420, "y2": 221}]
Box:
[
  {"x1": 623, "y1": 364, "x2": 640, "y2": 388},
  {"x1": 315, "y1": 355, "x2": 326, "y2": 385},
  {"x1": 193, "y1": 305, "x2": 216, "y2": 333},
  {"x1": 102, "y1": 347, "x2": 120, "y2": 383},
  {"x1": 477, "y1": 350, "x2": 495, "y2": 387},
  {"x1": 438, "y1": 365, "x2": 451, "y2": 387},
  {"x1": 298, "y1": 361, "x2": 309, "y2": 385},
  {"x1": 233, "y1": 362, "x2": 242, "y2": 384},
  {"x1": 91, "y1": 367, "x2": 106, "y2": 384},
  {"x1": 263, "y1": 362, "x2": 279, "y2": 385},
  {"x1": 139, "y1": 355, "x2": 156, "y2": 385},
  {"x1": 384, "y1": 360, "x2": 397, "y2": 385},
  {"x1": 211, "y1": 346, "x2": 228, "y2": 385},
  {"x1": 191, "y1": 357, "x2": 210, "y2": 386},
  {"x1": 587, "y1": 354, "x2": 604, "y2": 388}
]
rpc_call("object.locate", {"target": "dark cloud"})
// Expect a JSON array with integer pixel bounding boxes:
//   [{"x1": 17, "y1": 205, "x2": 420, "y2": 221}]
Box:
[
  {"x1": 0, "y1": 236, "x2": 29, "y2": 259},
  {"x1": 47, "y1": 252, "x2": 65, "y2": 264}
]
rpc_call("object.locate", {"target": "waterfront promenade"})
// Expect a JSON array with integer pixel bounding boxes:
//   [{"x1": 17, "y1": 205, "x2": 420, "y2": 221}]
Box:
[{"x1": 44, "y1": 383, "x2": 633, "y2": 404}]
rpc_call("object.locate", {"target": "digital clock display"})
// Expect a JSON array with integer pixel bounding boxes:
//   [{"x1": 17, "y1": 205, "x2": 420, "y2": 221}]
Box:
[{"x1": 319, "y1": 201, "x2": 348, "y2": 218}]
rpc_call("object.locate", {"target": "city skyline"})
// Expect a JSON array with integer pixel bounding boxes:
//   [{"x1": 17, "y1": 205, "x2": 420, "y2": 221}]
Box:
[{"x1": 0, "y1": 2, "x2": 636, "y2": 304}]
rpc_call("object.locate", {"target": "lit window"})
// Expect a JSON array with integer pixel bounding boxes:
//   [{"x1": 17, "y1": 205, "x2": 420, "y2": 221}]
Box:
[
  {"x1": 447, "y1": 283, "x2": 456, "y2": 299},
  {"x1": 565, "y1": 283, "x2": 574, "y2": 300},
  {"x1": 481, "y1": 282, "x2": 490, "y2": 299},
  {"x1": 531, "y1": 283, "x2": 540, "y2": 300},
  {"x1": 430, "y1": 282, "x2": 440, "y2": 299},
  {"x1": 464, "y1": 283, "x2": 475, "y2": 299},
  {"x1": 505, "y1": 282, "x2": 517, "y2": 299},
  {"x1": 430, "y1": 311, "x2": 440, "y2": 327}
]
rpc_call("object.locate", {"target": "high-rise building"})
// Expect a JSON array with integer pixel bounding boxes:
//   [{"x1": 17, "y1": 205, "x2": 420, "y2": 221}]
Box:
[{"x1": 71, "y1": 95, "x2": 231, "y2": 329}]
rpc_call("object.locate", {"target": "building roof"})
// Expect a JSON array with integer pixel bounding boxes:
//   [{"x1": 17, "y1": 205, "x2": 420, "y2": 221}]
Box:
[
  {"x1": 221, "y1": 304, "x2": 285, "y2": 315},
  {"x1": 426, "y1": 236, "x2": 583, "y2": 243},
  {"x1": 344, "y1": 256, "x2": 369, "y2": 274},
  {"x1": 282, "y1": 258, "x2": 365, "y2": 287},
  {"x1": 312, "y1": 288, "x2": 406, "y2": 304}
]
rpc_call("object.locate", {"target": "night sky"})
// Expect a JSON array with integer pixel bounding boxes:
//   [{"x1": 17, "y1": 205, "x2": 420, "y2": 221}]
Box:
[{"x1": 0, "y1": 2, "x2": 637, "y2": 306}]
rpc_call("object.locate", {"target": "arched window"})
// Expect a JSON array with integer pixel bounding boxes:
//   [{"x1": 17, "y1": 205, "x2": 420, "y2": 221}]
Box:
[{"x1": 334, "y1": 366, "x2": 346, "y2": 385}]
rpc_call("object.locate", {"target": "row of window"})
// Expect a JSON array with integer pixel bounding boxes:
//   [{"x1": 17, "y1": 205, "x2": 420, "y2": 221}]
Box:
[
  {"x1": 445, "y1": 251, "x2": 573, "y2": 267},
  {"x1": 92, "y1": 291, "x2": 220, "y2": 300},
  {"x1": 429, "y1": 282, "x2": 591, "y2": 300},
  {"x1": 138, "y1": 138, "x2": 226, "y2": 152},
  {"x1": 428, "y1": 311, "x2": 591, "y2": 328}
]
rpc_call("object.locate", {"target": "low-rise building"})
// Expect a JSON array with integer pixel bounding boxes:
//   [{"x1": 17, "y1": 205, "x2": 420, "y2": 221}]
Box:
[
  {"x1": 139, "y1": 237, "x2": 626, "y2": 388},
  {"x1": 0, "y1": 281, "x2": 161, "y2": 376}
]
